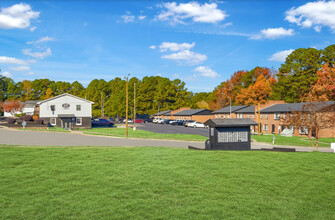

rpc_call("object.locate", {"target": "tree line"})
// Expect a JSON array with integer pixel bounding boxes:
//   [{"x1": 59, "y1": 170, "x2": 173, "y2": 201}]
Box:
[{"x1": 1, "y1": 44, "x2": 334, "y2": 117}]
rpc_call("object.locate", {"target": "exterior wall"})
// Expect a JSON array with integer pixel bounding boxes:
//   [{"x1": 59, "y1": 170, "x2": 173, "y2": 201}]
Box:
[
  {"x1": 41, "y1": 117, "x2": 91, "y2": 128},
  {"x1": 39, "y1": 95, "x2": 92, "y2": 118},
  {"x1": 192, "y1": 115, "x2": 214, "y2": 123},
  {"x1": 164, "y1": 107, "x2": 191, "y2": 120}
]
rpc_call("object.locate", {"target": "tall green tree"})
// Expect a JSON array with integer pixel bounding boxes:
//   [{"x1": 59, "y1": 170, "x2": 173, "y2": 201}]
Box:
[{"x1": 273, "y1": 48, "x2": 322, "y2": 102}]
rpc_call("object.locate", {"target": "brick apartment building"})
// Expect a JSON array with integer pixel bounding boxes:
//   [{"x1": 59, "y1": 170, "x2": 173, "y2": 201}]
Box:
[{"x1": 173, "y1": 109, "x2": 213, "y2": 123}]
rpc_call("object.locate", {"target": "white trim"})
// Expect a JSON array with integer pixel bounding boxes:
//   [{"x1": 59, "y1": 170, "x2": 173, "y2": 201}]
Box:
[
  {"x1": 37, "y1": 93, "x2": 94, "y2": 105},
  {"x1": 50, "y1": 118, "x2": 56, "y2": 126},
  {"x1": 76, "y1": 117, "x2": 82, "y2": 126}
]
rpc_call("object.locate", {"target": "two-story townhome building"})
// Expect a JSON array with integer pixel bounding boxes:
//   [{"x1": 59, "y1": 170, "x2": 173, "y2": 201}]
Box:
[
  {"x1": 37, "y1": 93, "x2": 94, "y2": 129},
  {"x1": 4, "y1": 100, "x2": 39, "y2": 117},
  {"x1": 212, "y1": 105, "x2": 248, "y2": 119}
]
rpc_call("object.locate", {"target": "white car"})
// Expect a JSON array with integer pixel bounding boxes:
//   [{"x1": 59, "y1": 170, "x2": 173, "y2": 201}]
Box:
[
  {"x1": 153, "y1": 117, "x2": 162, "y2": 123},
  {"x1": 187, "y1": 121, "x2": 197, "y2": 127},
  {"x1": 193, "y1": 121, "x2": 205, "y2": 128}
]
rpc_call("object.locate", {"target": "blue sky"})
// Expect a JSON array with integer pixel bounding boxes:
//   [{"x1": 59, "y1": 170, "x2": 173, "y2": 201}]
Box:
[{"x1": 0, "y1": 1, "x2": 334, "y2": 92}]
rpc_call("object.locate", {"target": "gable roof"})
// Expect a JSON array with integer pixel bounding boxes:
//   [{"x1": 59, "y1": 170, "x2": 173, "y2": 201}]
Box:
[
  {"x1": 153, "y1": 110, "x2": 171, "y2": 116},
  {"x1": 173, "y1": 109, "x2": 212, "y2": 116},
  {"x1": 260, "y1": 101, "x2": 335, "y2": 113},
  {"x1": 36, "y1": 93, "x2": 94, "y2": 105},
  {"x1": 213, "y1": 105, "x2": 248, "y2": 114},
  {"x1": 204, "y1": 119, "x2": 258, "y2": 127},
  {"x1": 235, "y1": 105, "x2": 255, "y2": 113}
]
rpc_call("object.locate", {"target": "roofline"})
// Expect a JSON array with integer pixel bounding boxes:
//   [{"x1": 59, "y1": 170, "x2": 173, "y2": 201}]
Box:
[{"x1": 36, "y1": 93, "x2": 94, "y2": 105}]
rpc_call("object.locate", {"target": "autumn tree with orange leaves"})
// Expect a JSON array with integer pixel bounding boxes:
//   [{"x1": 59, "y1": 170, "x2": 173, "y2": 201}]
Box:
[
  {"x1": 306, "y1": 63, "x2": 335, "y2": 102},
  {"x1": 236, "y1": 74, "x2": 275, "y2": 105},
  {"x1": 0, "y1": 100, "x2": 24, "y2": 117}
]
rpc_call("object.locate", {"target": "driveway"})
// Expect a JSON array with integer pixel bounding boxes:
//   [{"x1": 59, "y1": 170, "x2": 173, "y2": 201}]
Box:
[
  {"x1": 136, "y1": 123, "x2": 209, "y2": 137},
  {"x1": 0, "y1": 126, "x2": 204, "y2": 148}
]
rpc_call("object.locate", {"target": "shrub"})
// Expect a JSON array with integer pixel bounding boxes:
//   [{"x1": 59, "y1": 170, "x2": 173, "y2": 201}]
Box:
[
  {"x1": 34, "y1": 119, "x2": 44, "y2": 124},
  {"x1": 7, "y1": 118, "x2": 16, "y2": 124},
  {"x1": 22, "y1": 115, "x2": 33, "y2": 121}
]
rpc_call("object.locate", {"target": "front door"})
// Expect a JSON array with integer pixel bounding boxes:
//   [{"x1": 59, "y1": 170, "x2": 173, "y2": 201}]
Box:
[
  {"x1": 61, "y1": 118, "x2": 72, "y2": 129},
  {"x1": 272, "y1": 124, "x2": 275, "y2": 133}
]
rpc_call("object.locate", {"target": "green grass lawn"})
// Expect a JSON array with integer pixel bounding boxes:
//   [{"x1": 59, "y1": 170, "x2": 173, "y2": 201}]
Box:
[
  {"x1": 82, "y1": 127, "x2": 207, "y2": 142},
  {"x1": 251, "y1": 134, "x2": 335, "y2": 148},
  {"x1": 1, "y1": 146, "x2": 334, "y2": 219}
]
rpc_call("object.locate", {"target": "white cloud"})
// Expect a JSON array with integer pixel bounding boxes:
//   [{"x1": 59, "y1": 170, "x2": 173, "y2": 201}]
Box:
[
  {"x1": 30, "y1": 26, "x2": 36, "y2": 32},
  {"x1": 251, "y1": 27, "x2": 294, "y2": 40},
  {"x1": 149, "y1": 45, "x2": 156, "y2": 50},
  {"x1": 269, "y1": 49, "x2": 294, "y2": 62},
  {"x1": 138, "y1": 15, "x2": 146, "y2": 20},
  {"x1": 0, "y1": 3, "x2": 39, "y2": 29},
  {"x1": 0, "y1": 56, "x2": 27, "y2": 65},
  {"x1": 27, "y1": 72, "x2": 35, "y2": 75},
  {"x1": 27, "y1": 36, "x2": 56, "y2": 45},
  {"x1": 9, "y1": 66, "x2": 30, "y2": 71},
  {"x1": 159, "y1": 42, "x2": 195, "y2": 52},
  {"x1": 162, "y1": 50, "x2": 207, "y2": 65},
  {"x1": 1, "y1": 71, "x2": 12, "y2": 78},
  {"x1": 158, "y1": 2, "x2": 227, "y2": 24},
  {"x1": 194, "y1": 66, "x2": 220, "y2": 78},
  {"x1": 285, "y1": 1, "x2": 335, "y2": 32},
  {"x1": 22, "y1": 48, "x2": 52, "y2": 59},
  {"x1": 122, "y1": 13, "x2": 135, "y2": 23}
]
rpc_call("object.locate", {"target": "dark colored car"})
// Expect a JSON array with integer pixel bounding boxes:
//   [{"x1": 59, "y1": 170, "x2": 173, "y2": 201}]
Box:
[
  {"x1": 163, "y1": 119, "x2": 171, "y2": 124},
  {"x1": 171, "y1": 120, "x2": 184, "y2": 126},
  {"x1": 91, "y1": 118, "x2": 114, "y2": 127},
  {"x1": 135, "y1": 119, "x2": 143, "y2": 123},
  {"x1": 143, "y1": 118, "x2": 153, "y2": 123}
]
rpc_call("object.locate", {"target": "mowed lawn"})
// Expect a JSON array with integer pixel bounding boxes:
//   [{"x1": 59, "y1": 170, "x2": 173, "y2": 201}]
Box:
[
  {"x1": 251, "y1": 134, "x2": 335, "y2": 148},
  {"x1": 1, "y1": 147, "x2": 334, "y2": 219},
  {"x1": 82, "y1": 127, "x2": 207, "y2": 142}
]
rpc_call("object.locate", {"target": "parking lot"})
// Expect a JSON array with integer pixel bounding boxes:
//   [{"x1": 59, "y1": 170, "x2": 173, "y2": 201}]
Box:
[{"x1": 136, "y1": 122, "x2": 209, "y2": 137}]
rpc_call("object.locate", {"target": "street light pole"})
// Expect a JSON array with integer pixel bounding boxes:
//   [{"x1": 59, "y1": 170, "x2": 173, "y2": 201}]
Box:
[
  {"x1": 220, "y1": 93, "x2": 231, "y2": 118},
  {"x1": 124, "y1": 74, "x2": 130, "y2": 138},
  {"x1": 134, "y1": 82, "x2": 136, "y2": 124}
]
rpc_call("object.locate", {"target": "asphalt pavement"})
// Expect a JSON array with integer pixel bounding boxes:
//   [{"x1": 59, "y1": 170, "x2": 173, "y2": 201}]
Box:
[
  {"x1": 136, "y1": 123, "x2": 209, "y2": 137},
  {"x1": 0, "y1": 126, "x2": 204, "y2": 148}
]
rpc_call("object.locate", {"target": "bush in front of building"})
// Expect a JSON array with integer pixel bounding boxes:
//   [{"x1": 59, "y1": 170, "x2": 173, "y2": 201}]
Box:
[
  {"x1": 34, "y1": 119, "x2": 44, "y2": 124},
  {"x1": 22, "y1": 115, "x2": 33, "y2": 121},
  {"x1": 7, "y1": 118, "x2": 16, "y2": 124}
]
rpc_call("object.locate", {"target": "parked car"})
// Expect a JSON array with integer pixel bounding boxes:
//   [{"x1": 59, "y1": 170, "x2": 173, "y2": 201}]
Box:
[
  {"x1": 143, "y1": 118, "x2": 153, "y2": 123},
  {"x1": 122, "y1": 119, "x2": 134, "y2": 123},
  {"x1": 171, "y1": 120, "x2": 184, "y2": 126},
  {"x1": 184, "y1": 120, "x2": 195, "y2": 127},
  {"x1": 163, "y1": 119, "x2": 171, "y2": 124},
  {"x1": 153, "y1": 117, "x2": 163, "y2": 123},
  {"x1": 187, "y1": 121, "x2": 197, "y2": 127},
  {"x1": 193, "y1": 121, "x2": 205, "y2": 128},
  {"x1": 135, "y1": 119, "x2": 143, "y2": 123},
  {"x1": 91, "y1": 118, "x2": 114, "y2": 127}
]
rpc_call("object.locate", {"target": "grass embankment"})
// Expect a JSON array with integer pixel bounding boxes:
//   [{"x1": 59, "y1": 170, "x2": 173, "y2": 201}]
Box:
[
  {"x1": 251, "y1": 134, "x2": 335, "y2": 148},
  {"x1": 82, "y1": 127, "x2": 207, "y2": 142},
  {"x1": 1, "y1": 147, "x2": 334, "y2": 219}
]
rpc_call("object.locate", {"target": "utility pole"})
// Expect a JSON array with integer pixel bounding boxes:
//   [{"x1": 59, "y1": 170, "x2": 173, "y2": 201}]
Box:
[
  {"x1": 258, "y1": 103, "x2": 261, "y2": 136},
  {"x1": 134, "y1": 82, "x2": 136, "y2": 124},
  {"x1": 101, "y1": 92, "x2": 103, "y2": 118},
  {"x1": 124, "y1": 74, "x2": 130, "y2": 138}
]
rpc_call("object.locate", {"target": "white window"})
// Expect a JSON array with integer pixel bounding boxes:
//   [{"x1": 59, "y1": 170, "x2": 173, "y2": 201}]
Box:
[
  {"x1": 252, "y1": 114, "x2": 255, "y2": 119},
  {"x1": 237, "y1": 113, "x2": 243, "y2": 118},
  {"x1": 76, "y1": 118, "x2": 82, "y2": 125},
  {"x1": 274, "y1": 113, "x2": 280, "y2": 120},
  {"x1": 266, "y1": 114, "x2": 269, "y2": 119},
  {"x1": 299, "y1": 126, "x2": 308, "y2": 135},
  {"x1": 283, "y1": 114, "x2": 286, "y2": 119},
  {"x1": 260, "y1": 114, "x2": 263, "y2": 119},
  {"x1": 76, "y1": 105, "x2": 81, "y2": 111},
  {"x1": 263, "y1": 124, "x2": 268, "y2": 131},
  {"x1": 248, "y1": 114, "x2": 250, "y2": 118},
  {"x1": 50, "y1": 105, "x2": 55, "y2": 111},
  {"x1": 50, "y1": 118, "x2": 56, "y2": 126}
]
